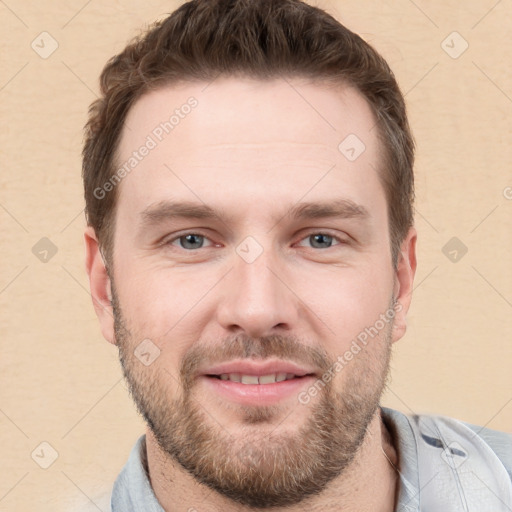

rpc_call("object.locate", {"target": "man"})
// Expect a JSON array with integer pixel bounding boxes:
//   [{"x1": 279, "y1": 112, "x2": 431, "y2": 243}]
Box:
[{"x1": 82, "y1": 0, "x2": 512, "y2": 510}]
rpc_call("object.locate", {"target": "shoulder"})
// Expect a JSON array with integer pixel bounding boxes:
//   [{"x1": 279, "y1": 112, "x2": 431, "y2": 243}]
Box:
[
  {"x1": 382, "y1": 407, "x2": 512, "y2": 511},
  {"x1": 459, "y1": 419, "x2": 512, "y2": 481},
  {"x1": 382, "y1": 406, "x2": 512, "y2": 474}
]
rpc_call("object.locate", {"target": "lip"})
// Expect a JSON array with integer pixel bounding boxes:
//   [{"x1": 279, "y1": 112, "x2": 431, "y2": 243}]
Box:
[
  {"x1": 197, "y1": 359, "x2": 318, "y2": 406},
  {"x1": 199, "y1": 374, "x2": 317, "y2": 406},
  {"x1": 200, "y1": 359, "x2": 316, "y2": 378}
]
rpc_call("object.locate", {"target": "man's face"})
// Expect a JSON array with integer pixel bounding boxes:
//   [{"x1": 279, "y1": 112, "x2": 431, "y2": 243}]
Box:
[{"x1": 97, "y1": 78, "x2": 414, "y2": 507}]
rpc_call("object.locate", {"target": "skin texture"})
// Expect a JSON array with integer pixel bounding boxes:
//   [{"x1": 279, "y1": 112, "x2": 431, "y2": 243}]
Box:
[{"x1": 85, "y1": 77, "x2": 417, "y2": 511}]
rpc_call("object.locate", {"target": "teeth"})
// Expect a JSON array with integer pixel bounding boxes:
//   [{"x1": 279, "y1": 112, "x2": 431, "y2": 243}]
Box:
[
  {"x1": 217, "y1": 373, "x2": 298, "y2": 384},
  {"x1": 241, "y1": 375, "x2": 259, "y2": 384},
  {"x1": 259, "y1": 374, "x2": 277, "y2": 384}
]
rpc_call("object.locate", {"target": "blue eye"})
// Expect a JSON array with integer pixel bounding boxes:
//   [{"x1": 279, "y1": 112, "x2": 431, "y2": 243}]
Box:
[
  {"x1": 309, "y1": 234, "x2": 335, "y2": 249},
  {"x1": 297, "y1": 233, "x2": 341, "y2": 249},
  {"x1": 165, "y1": 231, "x2": 344, "y2": 252},
  {"x1": 171, "y1": 234, "x2": 212, "y2": 250}
]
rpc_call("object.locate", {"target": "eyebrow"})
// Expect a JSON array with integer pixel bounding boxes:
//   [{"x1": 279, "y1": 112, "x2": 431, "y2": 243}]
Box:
[
  {"x1": 140, "y1": 200, "x2": 228, "y2": 226},
  {"x1": 288, "y1": 199, "x2": 369, "y2": 221},
  {"x1": 139, "y1": 198, "x2": 369, "y2": 229}
]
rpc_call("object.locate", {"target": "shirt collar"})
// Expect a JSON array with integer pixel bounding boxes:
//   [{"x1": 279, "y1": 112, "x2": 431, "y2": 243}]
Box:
[{"x1": 111, "y1": 434, "x2": 164, "y2": 512}]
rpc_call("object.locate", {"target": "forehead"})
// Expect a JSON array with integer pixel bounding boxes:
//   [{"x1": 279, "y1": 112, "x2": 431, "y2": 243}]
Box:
[{"x1": 115, "y1": 77, "x2": 384, "y2": 224}]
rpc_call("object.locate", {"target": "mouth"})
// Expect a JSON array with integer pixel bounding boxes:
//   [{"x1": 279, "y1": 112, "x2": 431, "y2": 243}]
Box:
[
  {"x1": 199, "y1": 360, "x2": 317, "y2": 405},
  {"x1": 207, "y1": 372, "x2": 312, "y2": 384}
]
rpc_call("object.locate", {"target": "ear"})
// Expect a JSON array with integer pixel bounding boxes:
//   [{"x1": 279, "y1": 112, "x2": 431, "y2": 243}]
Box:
[
  {"x1": 84, "y1": 226, "x2": 116, "y2": 345},
  {"x1": 391, "y1": 226, "x2": 417, "y2": 343}
]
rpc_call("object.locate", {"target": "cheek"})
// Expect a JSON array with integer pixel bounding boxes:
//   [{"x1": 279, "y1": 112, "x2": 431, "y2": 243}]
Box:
[
  {"x1": 115, "y1": 261, "x2": 198, "y2": 323},
  {"x1": 296, "y1": 264, "x2": 394, "y2": 346},
  {"x1": 115, "y1": 265, "x2": 217, "y2": 365}
]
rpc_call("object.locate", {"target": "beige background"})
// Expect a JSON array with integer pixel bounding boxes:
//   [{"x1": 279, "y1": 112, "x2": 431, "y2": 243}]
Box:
[{"x1": 1, "y1": 0, "x2": 511, "y2": 510}]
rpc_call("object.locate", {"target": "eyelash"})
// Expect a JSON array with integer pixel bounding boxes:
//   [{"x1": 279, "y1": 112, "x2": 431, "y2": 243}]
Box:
[{"x1": 164, "y1": 231, "x2": 348, "y2": 251}]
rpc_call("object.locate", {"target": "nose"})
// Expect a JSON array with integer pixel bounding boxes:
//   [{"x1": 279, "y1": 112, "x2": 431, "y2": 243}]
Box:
[{"x1": 216, "y1": 246, "x2": 300, "y2": 338}]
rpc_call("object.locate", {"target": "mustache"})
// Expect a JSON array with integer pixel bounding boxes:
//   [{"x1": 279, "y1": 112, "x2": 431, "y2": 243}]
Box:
[{"x1": 180, "y1": 333, "x2": 333, "y2": 390}]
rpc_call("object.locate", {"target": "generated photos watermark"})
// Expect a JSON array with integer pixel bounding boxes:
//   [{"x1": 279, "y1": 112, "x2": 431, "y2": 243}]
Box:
[
  {"x1": 298, "y1": 301, "x2": 403, "y2": 405},
  {"x1": 93, "y1": 96, "x2": 199, "y2": 200}
]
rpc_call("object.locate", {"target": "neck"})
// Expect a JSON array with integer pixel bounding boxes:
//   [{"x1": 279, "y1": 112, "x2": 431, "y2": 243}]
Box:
[{"x1": 146, "y1": 408, "x2": 398, "y2": 512}]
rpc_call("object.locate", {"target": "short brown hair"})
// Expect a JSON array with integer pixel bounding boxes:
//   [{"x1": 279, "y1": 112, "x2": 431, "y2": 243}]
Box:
[{"x1": 83, "y1": 0, "x2": 414, "y2": 268}]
